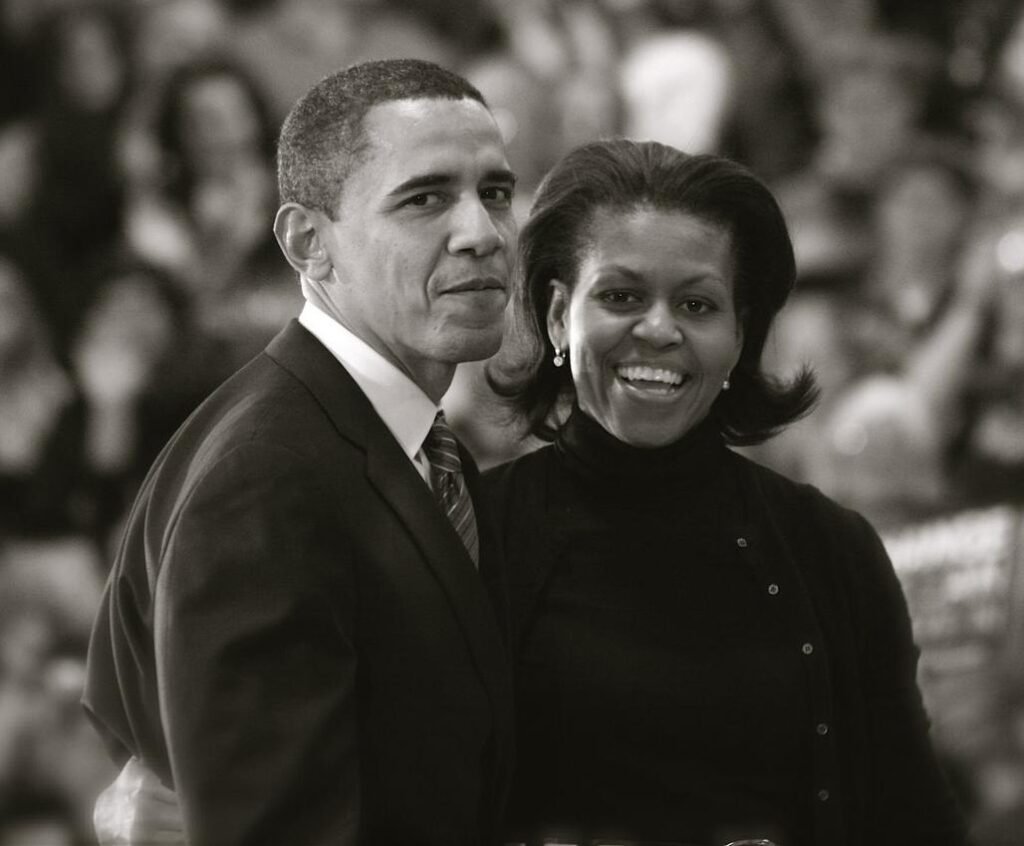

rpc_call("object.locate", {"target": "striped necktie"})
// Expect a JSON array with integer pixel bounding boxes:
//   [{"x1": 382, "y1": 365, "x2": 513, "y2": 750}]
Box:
[{"x1": 422, "y1": 411, "x2": 479, "y2": 567}]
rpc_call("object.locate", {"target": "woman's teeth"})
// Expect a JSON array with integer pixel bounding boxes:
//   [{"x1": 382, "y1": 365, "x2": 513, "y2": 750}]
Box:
[{"x1": 616, "y1": 365, "x2": 684, "y2": 387}]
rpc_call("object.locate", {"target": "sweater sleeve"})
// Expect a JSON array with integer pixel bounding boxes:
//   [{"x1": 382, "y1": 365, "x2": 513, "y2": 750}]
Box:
[{"x1": 845, "y1": 508, "x2": 970, "y2": 845}]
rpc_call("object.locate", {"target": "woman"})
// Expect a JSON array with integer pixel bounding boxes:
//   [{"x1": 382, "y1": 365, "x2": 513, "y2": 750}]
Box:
[
  {"x1": 91, "y1": 142, "x2": 967, "y2": 845},
  {"x1": 484, "y1": 140, "x2": 966, "y2": 845}
]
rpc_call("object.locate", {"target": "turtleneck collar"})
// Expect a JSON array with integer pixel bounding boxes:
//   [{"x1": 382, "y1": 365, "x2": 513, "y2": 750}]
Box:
[{"x1": 554, "y1": 404, "x2": 729, "y2": 490}]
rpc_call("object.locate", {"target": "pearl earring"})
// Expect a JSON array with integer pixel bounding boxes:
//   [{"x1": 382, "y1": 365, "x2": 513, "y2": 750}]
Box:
[
  {"x1": 553, "y1": 348, "x2": 565, "y2": 368},
  {"x1": 722, "y1": 378, "x2": 731, "y2": 391}
]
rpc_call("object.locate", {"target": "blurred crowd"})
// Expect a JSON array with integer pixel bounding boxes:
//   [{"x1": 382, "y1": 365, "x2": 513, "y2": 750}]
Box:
[{"x1": 1, "y1": 0, "x2": 1023, "y2": 843}]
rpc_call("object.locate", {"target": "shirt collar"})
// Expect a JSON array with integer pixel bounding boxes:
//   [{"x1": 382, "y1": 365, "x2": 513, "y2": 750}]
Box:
[{"x1": 298, "y1": 301, "x2": 438, "y2": 463}]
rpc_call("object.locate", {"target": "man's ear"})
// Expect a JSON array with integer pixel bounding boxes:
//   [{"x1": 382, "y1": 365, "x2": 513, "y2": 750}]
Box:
[
  {"x1": 546, "y1": 279, "x2": 570, "y2": 351},
  {"x1": 273, "y1": 203, "x2": 332, "y2": 282}
]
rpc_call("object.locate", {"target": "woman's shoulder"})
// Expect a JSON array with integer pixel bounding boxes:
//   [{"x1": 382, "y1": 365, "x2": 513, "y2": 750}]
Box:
[
  {"x1": 731, "y1": 451, "x2": 901, "y2": 620},
  {"x1": 731, "y1": 448, "x2": 883, "y2": 548}
]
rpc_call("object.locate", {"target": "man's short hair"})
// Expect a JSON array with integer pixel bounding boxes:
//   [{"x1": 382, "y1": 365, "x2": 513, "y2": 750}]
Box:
[{"x1": 277, "y1": 59, "x2": 488, "y2": 217}]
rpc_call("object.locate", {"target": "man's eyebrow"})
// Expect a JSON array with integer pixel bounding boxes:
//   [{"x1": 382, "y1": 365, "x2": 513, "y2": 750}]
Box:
[
  {"x1": 483, "y1": 168, "x2": 517, "y2": 186},
  {"x1": 386, "y1": 173, "x2": 453, "y2": 198},
  {"x1": 386, "y1": 168, "x2": 518, "y2": 198}
]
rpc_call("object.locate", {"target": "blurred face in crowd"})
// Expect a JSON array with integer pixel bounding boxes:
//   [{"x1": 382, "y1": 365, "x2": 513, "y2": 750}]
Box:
[
  {"x1": 84, "y1": 274, "x2": 175, "y2": 360},
  {"x1": 58, "y1": 12, "x2": 124, "y2": 111},
  {"x1": 820, "y1": 67, "x2": 918, "y2": 182},
  {"x1": 621, "y1": 32, "x2": 734, "y2": 155},
  {"x1": 875, "y1": 162, "x2": 972, "y2": 325},
  {"x1": 72, "y1": 273, "x2": 176, "y2": 404},
  {"x1": 135, "y1": 0, "x2": 227, "y2": 79},
  {"x1": 548, "y1": 206, "x2": 743, "y2": 448},
  {"x1": 180, "y1": 73, "x2": 263, "y2": 174},
  {"x1": 878, "y1": 164, "x2": 969, "y2": 260},
  {"x1": 307, "y1": 97, "x2": 516, "y2": 399}
]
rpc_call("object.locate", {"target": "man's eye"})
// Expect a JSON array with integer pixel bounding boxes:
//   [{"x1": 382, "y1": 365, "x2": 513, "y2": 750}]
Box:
[
  {"x1": 481, "y1": 186, "x2": 514, "y2": 205},
  {"x1": 404, "y1": 193, "x2": 444, "y2": 207}
]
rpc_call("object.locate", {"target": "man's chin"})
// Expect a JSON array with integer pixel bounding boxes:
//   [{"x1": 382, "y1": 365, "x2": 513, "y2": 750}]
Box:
[{"x1": 445, "y1": 324, "x2": 505, "y2": 364}]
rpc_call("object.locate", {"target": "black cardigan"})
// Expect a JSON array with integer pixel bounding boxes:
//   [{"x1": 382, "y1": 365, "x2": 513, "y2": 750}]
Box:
[{"x1": 484, "y1": 424, "x2": 968, "y2": 846}]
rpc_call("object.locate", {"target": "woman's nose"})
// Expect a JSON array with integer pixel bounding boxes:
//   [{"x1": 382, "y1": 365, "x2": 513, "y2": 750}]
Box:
[{"x1": 633, "y1": 302, "x2": 683, "y2": 347}]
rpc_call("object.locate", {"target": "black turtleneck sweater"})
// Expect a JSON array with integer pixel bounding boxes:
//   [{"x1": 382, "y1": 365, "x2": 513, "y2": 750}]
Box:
[
  {"x1": 493, "y1": 407, "x2": 811, "y2": 845},
  {"x1": 484, "y1": 407, "x2": 969, "y2": 846}
]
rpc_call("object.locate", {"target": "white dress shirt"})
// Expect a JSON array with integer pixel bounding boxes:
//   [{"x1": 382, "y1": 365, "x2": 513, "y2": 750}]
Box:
[{"x1": 298, "y1": 301, "x2": 438, "y2": 484}]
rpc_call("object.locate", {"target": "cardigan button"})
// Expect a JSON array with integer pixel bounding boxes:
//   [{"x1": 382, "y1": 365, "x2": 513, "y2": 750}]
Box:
[
  {"x1": 816, "y1": 722, "x2": 829, "y2": 736},
  {"x1": 801, "y1": 642, "x2": 814, "y2": 655},
  {"x1": 817, "y1": 788, "x2": 830, "y2": 802},
  {"x1": 736, "y1": 537, "x2": 749, "y2": 548},
  {"x1": 767, "y1": 583, "x2": 780, "y2": 596}
]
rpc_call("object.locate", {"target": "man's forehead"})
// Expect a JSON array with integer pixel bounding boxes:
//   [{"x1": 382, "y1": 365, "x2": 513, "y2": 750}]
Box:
[
  {"x1": 361, "y1": 97, "x2": 510, "y2": 170},
  {"x1": 368, "y1": 95, "x2": 485, "y2": 121},
  {"x1": 366, "y1": 95, "x2": 491, "y2": 125}
]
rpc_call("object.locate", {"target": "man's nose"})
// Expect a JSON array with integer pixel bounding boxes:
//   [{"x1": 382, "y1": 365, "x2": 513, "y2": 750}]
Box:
[
  {"x1": 448, "y1": 197, "x2": 505, "y2": 256},
  {"x1": 632, "y1": 302, "x2": 683, "y2": 347}
]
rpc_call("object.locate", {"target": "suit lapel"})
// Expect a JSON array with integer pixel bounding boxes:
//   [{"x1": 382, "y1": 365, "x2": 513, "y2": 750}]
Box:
[
  {"x1": 265, "y1": 321, "x2": 512, "y2": 721},
  {"x1": 364, "y1": 430, "x2": 512, "y2": 706}
]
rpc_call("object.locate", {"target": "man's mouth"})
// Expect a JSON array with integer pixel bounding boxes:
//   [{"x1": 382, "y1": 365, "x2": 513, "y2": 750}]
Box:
[
  {"x1": 444, "y1": 276, "x2": 506, "y2": 294},
  {"x1": 615, "y1": 364, "x2": 688, "y2": 395}
]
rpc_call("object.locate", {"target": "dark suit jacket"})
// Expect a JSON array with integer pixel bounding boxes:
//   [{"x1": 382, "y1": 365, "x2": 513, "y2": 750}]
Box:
[{"x1": 83, "y1": 321, "x2": 515, "y2": 846}]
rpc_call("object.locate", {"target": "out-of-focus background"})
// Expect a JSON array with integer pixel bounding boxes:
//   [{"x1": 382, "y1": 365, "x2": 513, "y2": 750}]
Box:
[{"x1": 1, "y1": 0, "x2": 1023, "y2": 842}]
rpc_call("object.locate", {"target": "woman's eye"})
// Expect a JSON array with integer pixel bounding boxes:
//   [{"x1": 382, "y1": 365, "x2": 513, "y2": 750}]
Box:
[
  {"x1": 682, "y1": 298, "x2": 712, "y2": 313},
  {"x1": 599, "y1": 290, "x2": 639, "y2": 305}
]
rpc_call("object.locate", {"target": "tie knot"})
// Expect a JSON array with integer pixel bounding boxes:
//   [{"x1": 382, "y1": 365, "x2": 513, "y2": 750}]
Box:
[{"x1": 423, "y1": 411, "x2": 462, "y2": 475}]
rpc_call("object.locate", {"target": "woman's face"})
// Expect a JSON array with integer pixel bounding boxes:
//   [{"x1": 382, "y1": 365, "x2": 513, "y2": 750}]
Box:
[{"x1": 548, "y1": 206, "x2": 743, "y2": 447}]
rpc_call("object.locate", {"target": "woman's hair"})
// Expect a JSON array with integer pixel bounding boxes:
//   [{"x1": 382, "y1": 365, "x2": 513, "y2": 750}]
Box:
[{"x1": 487, "y1": 138, "x2": 817, "y2": 444}]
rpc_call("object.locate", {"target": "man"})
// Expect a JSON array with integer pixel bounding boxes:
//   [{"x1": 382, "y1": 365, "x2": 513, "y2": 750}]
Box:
[{"x1": 83, "y1": 59, "x2": 517, "y2": 845}]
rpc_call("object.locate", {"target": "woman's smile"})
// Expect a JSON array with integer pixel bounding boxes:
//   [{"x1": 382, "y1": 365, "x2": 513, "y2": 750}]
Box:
[{"x1": 615, "y1": 363, "x2": 688, "y2": 396}]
